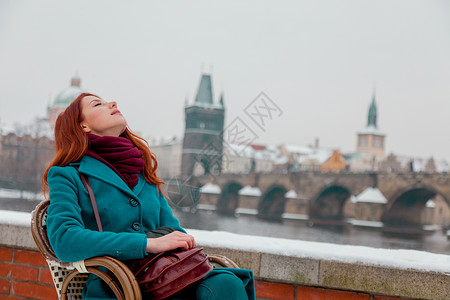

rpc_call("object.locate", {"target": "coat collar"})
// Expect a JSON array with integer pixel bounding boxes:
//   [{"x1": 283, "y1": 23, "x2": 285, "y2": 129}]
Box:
[{"x1": 78, "y1": 155, "x2": 145, "y2": 198}]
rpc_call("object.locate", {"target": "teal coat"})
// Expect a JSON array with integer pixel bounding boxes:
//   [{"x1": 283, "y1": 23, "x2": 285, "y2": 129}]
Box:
[
  {"x1": 46, "y1": 155, "x2": 255, "y2": 299},
  {"x1": 46, "y1": 154, "x2": 184, "y2": 263}
]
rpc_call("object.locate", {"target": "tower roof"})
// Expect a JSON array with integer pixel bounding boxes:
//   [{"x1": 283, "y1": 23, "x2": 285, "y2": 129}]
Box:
[
  {"x1": 53, "y1": 75, "x2": 83, "y2": 107},
  {"x1": 367, "y1": 92, "x2": 377, "y2": 127},
  {"x1": 195, "y1": 74, "x2": 214, "y2": 105},
  {"x1": 358, "y1": 90, "x2": 385, "y2": 136}
]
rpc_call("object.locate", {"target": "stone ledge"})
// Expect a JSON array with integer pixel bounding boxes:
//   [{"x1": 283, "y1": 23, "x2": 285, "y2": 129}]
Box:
[
  {"x1": 201, "y1": 246, "x2": 262, "y2": 277},
  {"x1": 318, "y1": 260, "x2": 450, "y2": 300},
  {"x1": 1, "y1": 216, "x2": 449, "y2": 300},
  {"x1": 0, "y1": 223, "x2": 36, "y2": 250},
  {"x1": 259, "y1": 253, "x2": 319, "y2": 285}
]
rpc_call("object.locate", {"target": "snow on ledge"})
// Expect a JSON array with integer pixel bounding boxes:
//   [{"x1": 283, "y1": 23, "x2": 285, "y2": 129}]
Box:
[
  {"x1": 350, "y1": 219, "x2": 384, "y2": 228},
  {"x1": 355, "y1": 187, "x2": 387, "y2": 204},
  {"x1": 187, "y1": 229, "x2": 450, "y2": 274},
  {"x1": 200, "y1": 183, "x2": 221, "y2": 194},
  {"x1": 426, "y1": 200, "x2": 435, "y2": 208},
  {"x1": 238, "y1": 186, "x2": 262, "y2": 196},
  {"x1": 0, "y1": 210, "x2": 31, "y2": 227},
  {"x1": 284, "y1": 190, "x2": 298, "y2": 198}
]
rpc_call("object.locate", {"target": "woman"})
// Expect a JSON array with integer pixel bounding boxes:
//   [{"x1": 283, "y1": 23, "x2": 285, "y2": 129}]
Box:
[{"x1": 43, "y1": 93, "x2": 255, "y2": 299}]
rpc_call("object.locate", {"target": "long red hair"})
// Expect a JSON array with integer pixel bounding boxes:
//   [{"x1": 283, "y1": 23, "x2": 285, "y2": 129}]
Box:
[{"x1": 42, "y1": 93, "x2": 165, "y2": 196}]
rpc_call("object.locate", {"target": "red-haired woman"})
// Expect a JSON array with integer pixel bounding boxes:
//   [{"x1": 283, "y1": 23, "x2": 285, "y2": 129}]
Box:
[{"x1": 43, "y1": 93, "x2": 254, "y2": 299}]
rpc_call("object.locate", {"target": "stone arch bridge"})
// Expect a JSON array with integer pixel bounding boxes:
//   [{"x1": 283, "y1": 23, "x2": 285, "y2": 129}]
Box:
[{"x1": 169, "y1": 172, "x2": 450, "y2": 231}]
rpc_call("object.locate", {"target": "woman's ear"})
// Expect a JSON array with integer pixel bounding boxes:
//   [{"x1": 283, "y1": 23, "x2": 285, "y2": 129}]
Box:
[{"x1": 80, "y1": 123, "x2": 91, "y2": 133}]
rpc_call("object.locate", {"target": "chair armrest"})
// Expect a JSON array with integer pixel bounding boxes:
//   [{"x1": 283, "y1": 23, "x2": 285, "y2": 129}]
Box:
[
  {"x1": 208, "y1": 254, "x2": 240, "y2": 268},
  {"x1": 61, "y1": 256, "x2": 142, "y2": 300}
]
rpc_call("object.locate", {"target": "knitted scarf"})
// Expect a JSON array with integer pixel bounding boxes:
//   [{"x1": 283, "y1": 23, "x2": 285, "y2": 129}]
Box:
[{"x1": 85, "y1": 133, "x2": 145, "y2": 189}]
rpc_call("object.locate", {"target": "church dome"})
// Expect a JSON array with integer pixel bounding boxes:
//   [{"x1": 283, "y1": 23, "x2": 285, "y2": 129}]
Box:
[{"x1": 53, "y1": 75, "x2": 83, "y2": 107}]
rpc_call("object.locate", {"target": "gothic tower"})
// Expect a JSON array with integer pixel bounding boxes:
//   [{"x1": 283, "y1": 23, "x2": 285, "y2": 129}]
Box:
[
  {"x1": 181, "y1": 74, "x2": 225, "y2": 176},
  {"x1": 356, "y1": 91, "x2": 386, "y2": 157}
]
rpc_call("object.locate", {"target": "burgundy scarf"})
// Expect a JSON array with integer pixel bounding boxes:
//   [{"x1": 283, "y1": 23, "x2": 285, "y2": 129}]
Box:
[{"x1": 86, "y1": 133, "x2": 145, "y2": 189}]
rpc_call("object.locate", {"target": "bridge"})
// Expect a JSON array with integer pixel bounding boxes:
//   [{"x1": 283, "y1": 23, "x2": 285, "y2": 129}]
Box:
[{"x1": 167, "y1": 171, "x2": 450, "y2": 232}]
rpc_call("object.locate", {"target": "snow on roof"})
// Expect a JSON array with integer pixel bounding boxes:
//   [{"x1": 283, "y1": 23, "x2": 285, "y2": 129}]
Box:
[
  {"x1": 273, "y1": 156, "x2": 289, "y2": 165},
  {"x1": 224, "y1": 143, "x2": 280, "y2": 162},
  {"x1": 225, "y1": 143, "x2": 254, "y2": 158},
  {"x1": 0, "y1": 124, "x2": 16, "y2": 135},
  {"x1": 296, "y1": 148, "x2": 333, "y2": 165},
  {"x1": 426, "y1": 200, "x2": 435, "y2": 208},
  {"x1": 200, "y1": 183, "x2": 221, "y2": 194},
  {"x1": 357, "y1": 125, "x2": 385, "y2": 136},
  {"x1": 188, "y1": 229, "x2": 450, "y2": 274},
  {"x1": 238, "y1": 185, "x2": 262, "y2": 196},
  {"x1": 355, "y1": 187, "x2": 387, "y2": 204},
  {"x1": 284, "y1": 190, "x2": 298, "y2": 199},
  {"x1": 283, "y1": 144, "x2": 314, "y2": 154}
]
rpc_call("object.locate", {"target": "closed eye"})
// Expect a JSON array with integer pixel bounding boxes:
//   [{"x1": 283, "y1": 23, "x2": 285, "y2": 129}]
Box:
[{"x1": 94, "y1": 102, "x2": 101, "y2": 107}]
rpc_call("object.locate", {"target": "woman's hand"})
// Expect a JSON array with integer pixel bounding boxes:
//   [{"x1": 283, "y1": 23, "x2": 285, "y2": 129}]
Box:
[{"x1": 146, "y1": 231, "x2": 196, "y2": 254}]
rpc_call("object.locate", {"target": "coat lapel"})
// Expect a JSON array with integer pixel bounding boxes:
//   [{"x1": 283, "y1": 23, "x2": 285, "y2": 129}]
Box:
[{"x1": 78, "y1": 155, "x2": 137, "y2": 198}]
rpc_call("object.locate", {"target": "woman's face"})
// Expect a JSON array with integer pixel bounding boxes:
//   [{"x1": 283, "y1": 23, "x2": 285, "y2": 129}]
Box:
[{"x1": 80, "y1": 95, "x2": 127, "y2": 137}]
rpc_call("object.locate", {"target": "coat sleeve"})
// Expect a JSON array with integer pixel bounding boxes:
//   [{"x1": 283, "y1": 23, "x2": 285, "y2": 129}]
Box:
[
  {"x1": 46, "y1": 166, "x2": 148, "y2": 263},
  {"x1": 158, "y1": 192, "x2": 186, "y2": 234}
]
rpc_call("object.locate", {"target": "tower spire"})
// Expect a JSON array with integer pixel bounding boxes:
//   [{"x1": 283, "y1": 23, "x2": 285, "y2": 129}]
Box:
[
  {"x1": 194, "y1": 74, "x2": 214, "y2": 105},
  {"x1": 367, "y1": 90, "x2": 377, "y2": 128},
  {"x1": 219, "y1": 92, "x2": 224, "y2": 107}
]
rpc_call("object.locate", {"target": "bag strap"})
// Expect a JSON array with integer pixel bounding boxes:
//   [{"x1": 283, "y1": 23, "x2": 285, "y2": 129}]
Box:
[{"x1": 77, "y1": 169, "x2": 104, "y2": 232}]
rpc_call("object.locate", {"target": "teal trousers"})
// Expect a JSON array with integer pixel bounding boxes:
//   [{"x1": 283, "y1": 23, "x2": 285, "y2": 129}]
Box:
[
  {"x1": 171, "y1": 268, "x2": 255, "y2": 300},
  {"x1": 85, "y1": 268, "x2": 255, "y2": 300}
]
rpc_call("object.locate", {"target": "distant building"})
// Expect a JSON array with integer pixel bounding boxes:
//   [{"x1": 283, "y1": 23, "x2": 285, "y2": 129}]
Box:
[
  {"x1": 356, "y1": 92, "x2": 386, "y2": 157},
  {"x1": 222, "y1": 144, "x2": 277, "y2": 174},
  {"x1": 0, "y1": 132, "x2": 54, "y2": 192},
  {"x1": 181, "y1": 74, "x2": 225, "y2": 176},
  {"x1": 150, "y1": 137, "x2": 183, "y2": 179},
  {"x1": 378, "y1": 153, "x2": 449, "y2": 173},
  {"x1": 48, "y1": 75, "x2": 83, "y2": 129},
  {"x1": 320, "y1": 150, "x2": 347, "y2": 173}
]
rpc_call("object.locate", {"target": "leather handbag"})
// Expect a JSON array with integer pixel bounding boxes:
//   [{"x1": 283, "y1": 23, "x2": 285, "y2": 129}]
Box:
[{"x1": 79, "y1": 172, "x2": 213, "y2": 299}]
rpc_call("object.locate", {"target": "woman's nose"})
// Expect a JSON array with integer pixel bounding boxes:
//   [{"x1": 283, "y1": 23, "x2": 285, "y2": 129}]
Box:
[{"x1": 109, "y1": 101, "x2": 117, "y2": 108}]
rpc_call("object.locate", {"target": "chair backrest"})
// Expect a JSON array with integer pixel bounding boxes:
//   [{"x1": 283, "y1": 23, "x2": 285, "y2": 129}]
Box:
[{"x1": 31, "y1": 200, "x2": 88, "y2": 299}]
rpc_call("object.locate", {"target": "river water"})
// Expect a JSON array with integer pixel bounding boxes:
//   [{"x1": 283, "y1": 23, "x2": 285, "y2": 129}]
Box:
[{"x1": 174, "y1": 209, "x2": 450, "y2": 255}]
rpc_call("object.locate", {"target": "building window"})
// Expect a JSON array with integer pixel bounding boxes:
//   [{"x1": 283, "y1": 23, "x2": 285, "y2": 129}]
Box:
[
  {"x1": 374, "y1": 138, "x2": 380, "y2": 148},
  {"x1": 359, "y1": 137, "x2": 366, "y2": 147},
  {"x1": 199, "y1": 121, "x2": 206, "y2": 129}
]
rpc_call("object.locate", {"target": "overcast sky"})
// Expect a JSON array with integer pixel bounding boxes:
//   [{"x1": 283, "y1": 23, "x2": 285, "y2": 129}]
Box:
[{"x1": 1, "y1": 0, "x2": 449, "y2": 162}]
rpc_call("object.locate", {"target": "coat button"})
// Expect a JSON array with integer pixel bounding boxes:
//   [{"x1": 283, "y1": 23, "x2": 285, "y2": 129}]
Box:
[
  {"x1": 129, "y1": 198, "x2": 139, "y2": 207},
  {"x1": 132, "y1": 222, "x2": 141, "y2": 231}
]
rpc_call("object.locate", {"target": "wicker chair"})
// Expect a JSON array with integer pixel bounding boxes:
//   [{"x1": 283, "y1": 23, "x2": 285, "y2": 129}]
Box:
[{"x1": 31, "y1": 200, "x2": 239, "y2": 300}]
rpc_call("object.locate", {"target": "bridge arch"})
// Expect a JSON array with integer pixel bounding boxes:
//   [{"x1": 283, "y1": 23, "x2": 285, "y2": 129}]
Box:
[
  {"x1": 217, "y1": 181, "x2": 242, "y2": 215},
  {"x1": 309, "y1": 184, "x2": 352, "y2": 222},
  {"x1": 381, "y1": 184, "x2": 449, "y2": 227},
  {"x1": 257, "y1": 185, "x2": 288, "y2": 221}
]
